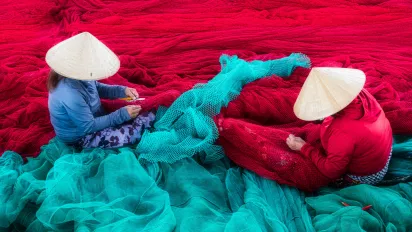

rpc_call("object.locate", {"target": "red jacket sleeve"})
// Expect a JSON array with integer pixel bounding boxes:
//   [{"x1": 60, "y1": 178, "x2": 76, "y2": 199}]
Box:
[{"x1": 301, "y1": 129, "x2": 354, "y2": 180}]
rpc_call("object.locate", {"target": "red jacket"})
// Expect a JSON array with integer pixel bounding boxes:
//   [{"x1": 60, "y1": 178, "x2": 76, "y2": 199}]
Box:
[{"x1": 301, "y1": 89, "x2": 392, "y2": 180}]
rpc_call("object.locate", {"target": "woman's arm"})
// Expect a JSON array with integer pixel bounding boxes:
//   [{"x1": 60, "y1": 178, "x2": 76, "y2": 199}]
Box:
[
  {"x1": 63, "y1": 91, "x2": 131, "y2": 135},
  {"x1": 301, "y1": 130, "x2": 354, "y2": 180},
  {"x1": 95, "y1": 81, "x2": 127, "y2": 99}
]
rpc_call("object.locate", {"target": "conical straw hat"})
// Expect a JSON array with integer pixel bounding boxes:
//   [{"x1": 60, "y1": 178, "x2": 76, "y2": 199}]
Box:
[
  {"x1": 294, "y1": 67, "x2": 366, "y2": 121},
  {"x1": 45, "y1": 32, "x2": 120, "y2": 80}
]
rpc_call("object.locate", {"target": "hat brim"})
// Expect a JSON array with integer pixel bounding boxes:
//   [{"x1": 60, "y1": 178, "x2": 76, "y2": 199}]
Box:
[
  {"x1": 293, "y1": 67, "x2": 366, "y2": 121},
  {"x1": 45, "y1": 32, "x2": 120, "y2": 81}
]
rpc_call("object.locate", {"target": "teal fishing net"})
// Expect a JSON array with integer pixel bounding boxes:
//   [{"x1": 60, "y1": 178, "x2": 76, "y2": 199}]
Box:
[
  {"x1": 1, "y1": 137, "x2": 411, "y2": 231},
  {"x1": 306, "y1": 136, "x2": 412, "y2": 232},
  {"x1": 0, "y1": 139, "x2": 314, "y2": 231},
  {"x1": 306, "y1": 183, "x2": 412, "y2": 232},
  {"x1": 380, "y1": 136, "x2": 412, "y2": 185},
  {"x1": 137, "y1": 53, "x2": 311, "y2": 163}
]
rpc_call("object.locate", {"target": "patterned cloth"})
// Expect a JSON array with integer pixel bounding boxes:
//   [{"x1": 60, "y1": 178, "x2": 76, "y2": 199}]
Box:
[
  {"x1": 334, "y1": 150, "x2": 392, "y2": 187},
  {"x1": 75, "y1": 111, "x2": 156, "y2": 149}
]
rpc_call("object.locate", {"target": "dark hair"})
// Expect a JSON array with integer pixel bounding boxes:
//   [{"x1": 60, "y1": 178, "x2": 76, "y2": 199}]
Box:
[{"x1": 47, "y1": 70, "x2": 64, "y2": 91}]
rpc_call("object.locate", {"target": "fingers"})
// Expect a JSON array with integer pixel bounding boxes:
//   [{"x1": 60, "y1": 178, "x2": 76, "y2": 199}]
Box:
[
  {"x1": 288, "y1": 134, "x2": 304, "y2": 142},
  {"x1": 125, "y1": 87, "x2": 139, "y2": 100},
  {"x1": 286, "y1": 135, "x2": 293, "y2": 145},
  {"x1": 130, "y1": 89, "x2": 139, "y2": 99},
  {"x1": 135, "y1": 105, "x2": 142, "y2": 114},
  {"x1": 130, "y1": 105, "x2": 141, "y2": 109},
  {"x1": 297, "y1": 137, "x2": 305, "y2": 143},
  {"x1": 127, "y1": 105, "x2": 140, "y2": 110},
  {"x1": 132, "y1": 89, "x2": 139, "y2": 98},
  {"x1": 286, "y1": 134, "x2": 301, "y2": 151},
  {"x1": 286, "y1": 137, "x2": 294, "y2": 148},
  {"x1": 126, "y1": 105, "x2": 142, "y2": 118},
  {"x1": 130, "y1": 106, "x2": 141, "y2": 113}
]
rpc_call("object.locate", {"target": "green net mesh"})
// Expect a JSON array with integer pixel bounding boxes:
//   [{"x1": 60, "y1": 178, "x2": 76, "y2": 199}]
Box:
[
  {"x1": 0, "y1": 139, "x2": 314, "y2": 231},
  {"x1": 306, "y1": 136, "x2": 412, "y2": 232},
  {"x1": 1, "y1": 137, "x2": 411, "y2": 231},
  {"x1": 380, "y1": 136, "x2": 412, "y2": 185},
  {"x1": 137, "y1": 54, "x2": 311, "y2": 163},
  {"x1": 306, "y1": 183, "x2": 412, "y2": 232}
]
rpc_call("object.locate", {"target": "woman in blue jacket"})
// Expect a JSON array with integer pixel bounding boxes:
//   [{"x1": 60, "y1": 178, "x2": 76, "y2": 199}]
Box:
[{"x1": 46, "y1": 32, "x2": 155, "y2": 149}]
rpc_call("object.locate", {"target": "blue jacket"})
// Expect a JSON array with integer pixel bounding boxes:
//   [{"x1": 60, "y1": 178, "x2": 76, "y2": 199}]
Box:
[{"x1": 48, "y1": 78, "x2": 130, "y2": 143}]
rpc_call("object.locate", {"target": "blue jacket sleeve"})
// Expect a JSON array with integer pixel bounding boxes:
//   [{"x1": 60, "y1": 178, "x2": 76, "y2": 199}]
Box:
[
  {"x1": 96, "y1": 81, "x2": 127, "y2": 99},
  {"x1": 62, "y1": 91, "x2": 131, "y2": 135}
]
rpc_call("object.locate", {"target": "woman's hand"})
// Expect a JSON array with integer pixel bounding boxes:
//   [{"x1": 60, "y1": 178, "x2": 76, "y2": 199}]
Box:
[
  {"x1": 286, "y1": 134, "x2": 306, "y2": 151},
  {"x1": 125, "y1": 105, "x2": 142, "y2": 119},
  {"x1": 125, "y1": 87, "x2": 139, "y2": 100}
]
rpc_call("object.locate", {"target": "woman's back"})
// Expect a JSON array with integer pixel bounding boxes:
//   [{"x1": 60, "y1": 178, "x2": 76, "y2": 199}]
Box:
[
  {"x1": 48, "y1": 78, "x2": 123, "y2": 143},
  {"x1": 323, "y1": 90, "x2": 392, "y2": 176}
]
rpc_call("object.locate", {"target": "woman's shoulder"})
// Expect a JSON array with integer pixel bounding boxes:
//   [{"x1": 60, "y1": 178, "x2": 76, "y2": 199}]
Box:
[
  {"x1": 323, "y1": 118, "x2": 354, "y2": 138},
  {"x1": 61, "y1": 79, "x2": 89, "y2": 92},
  {"x1": 50, "y1": 78, "x2": 85, "y2": 99},
  {"x1": 62, "y1": 78, "x2": 84, "y2": 89}
]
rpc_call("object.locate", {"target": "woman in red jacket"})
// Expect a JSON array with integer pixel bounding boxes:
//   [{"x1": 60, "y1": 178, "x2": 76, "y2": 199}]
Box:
[{"x1": 287, "y1": 67, "x2": 392, "y2": 186}]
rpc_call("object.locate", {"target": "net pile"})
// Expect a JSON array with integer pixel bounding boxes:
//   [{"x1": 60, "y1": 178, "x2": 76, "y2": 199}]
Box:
[
  {"x1": 307, "y1": 183, "x2": 412, "y2": 231},
  {"x1": 1, "y1": 138, "x2": 411, "y2": 231},
  {"x1": 0, "y1": 139, "x2": 315, "y2": 231},
  {"x1": 137, "y1": 53, "x2": 310, "y2": 164}
]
